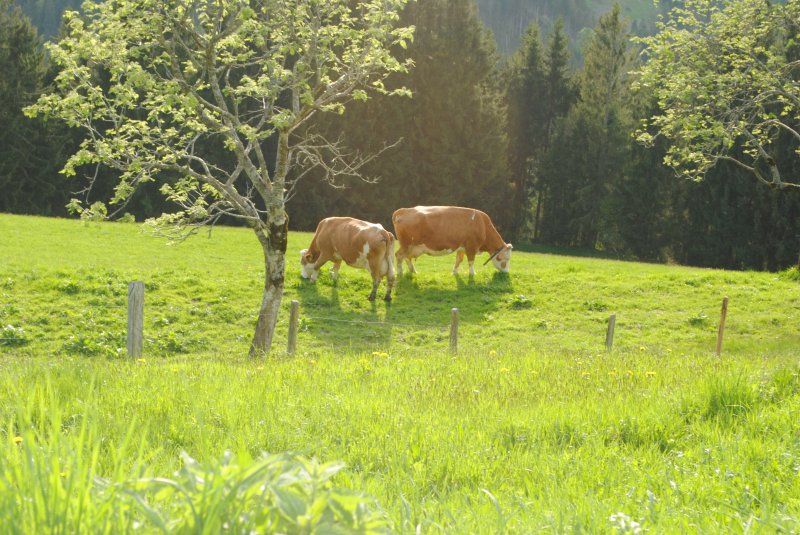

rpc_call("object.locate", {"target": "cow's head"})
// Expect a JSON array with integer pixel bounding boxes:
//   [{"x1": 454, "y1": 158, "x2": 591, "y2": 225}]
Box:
[
  {"x1": 299, "y1": 249, "x2": 318, "y2": 281},
  {"x1": 489, "y1": 244, "x2": 513, "y2": 273}
]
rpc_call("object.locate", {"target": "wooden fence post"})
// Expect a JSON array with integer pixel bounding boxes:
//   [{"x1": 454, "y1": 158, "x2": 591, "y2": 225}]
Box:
[
  {"x1": 127, "y1": 281, "x2": 144, "y2": 358},
  {"x1": 449, "y1": 307, "x2": 459, "y2": 354},
  {"x1": 606, "y1": 314, "x2": 616, "y2": 352},
  {"x1": 716, "y1": 296, "x2": 729, "y2": 356},
  {"x1": 287, "y1": 300, "x2": 300, "y2": 356}
]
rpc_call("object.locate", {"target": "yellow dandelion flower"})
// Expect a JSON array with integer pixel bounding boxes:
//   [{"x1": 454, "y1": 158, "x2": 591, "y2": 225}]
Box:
[
  {"x1": 582, "y1": 372, "x2": 590, "y2": 378},
  {"x1": 372, "y1": 351, "x2": 381, "y2": 357},
  {"x1": 500, "y1": 367, "x2": 510, "y2": 373},
  {"x1": 639, "y1": 346, "x2": 646, "y2": 352},
  {"x1": 608, "y1": 371, "x2": 617, "y2": 377},
  {"x1": 309, "y1": 359, "x2": 316, "y2": 366},
  {"x1": 626, "y1": 370, "x2": 634, "y2": 376},
  {"x1": 137, "y1": 358, "x2": 146, "y2": 363},
  {"x1": 646, "y1": 371, "x2": 656, "y2": 377},
  {"x1": 489, "y1": 350, "x2": 497, "y2": 357},
  {"x1": 13, "y1": 436, "x2": 22, "y2": 444},
  {"x1": 256, "y1": 366, "x2": 264, "y2": 371}
]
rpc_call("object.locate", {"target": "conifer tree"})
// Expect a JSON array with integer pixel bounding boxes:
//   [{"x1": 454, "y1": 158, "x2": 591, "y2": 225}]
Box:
[
  {"x1": 289, "y1": 0, "x2": 511, "y2": 232},
  {"x1": 0, "y1": 0, "x2": 71, "y2": 215},
  {"x1": 538, "y1": 3, "x2": 636, "y2": 248},
  {"x1": 504, "y1": 18, "x2": 574, "y2": 241},
  {"x1": 504, "y1": 23, "x2": 547, "y2": 239}
]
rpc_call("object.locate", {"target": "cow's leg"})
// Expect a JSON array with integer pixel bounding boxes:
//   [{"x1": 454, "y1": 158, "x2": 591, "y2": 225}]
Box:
[
  {"x1": 406, "y1": 256, "x2": 417, "y2": 273},
  {"x1": 395, "y1": 248, "x2": 404, "y2": 276},
  {"x1": 452, "y1": 250, "x2": 465, "y2": 274},
  {"x1": 466, "y1": 252, "x2": 477, "y2": 277},
  {"x1": 384, "y1": 271, "x2": 395, "y2": 302},
  {"x1": 383, "y1": 250, "x2": 395, "y2": 302},
  {"x1": 309, "y1": 258, "x2": 327, "y2": 282},
  {"x1": 331, "y1": 260, "x2": 342, "y2": 282},
  {"x1": 367, "y1": 255, "x2": 381, "y2": 301},
  {"x1": 368, "y1": 277, "x2": 379, "y2": 301}
]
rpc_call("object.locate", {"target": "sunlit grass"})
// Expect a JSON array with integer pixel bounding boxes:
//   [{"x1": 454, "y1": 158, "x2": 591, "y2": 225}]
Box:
[{"x1": 0, "y1": 213, "x2": 798, "y2": 532}]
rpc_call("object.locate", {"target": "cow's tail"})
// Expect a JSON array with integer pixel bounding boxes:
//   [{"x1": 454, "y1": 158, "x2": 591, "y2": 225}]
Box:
[
  {"x1": 382, "y1": 229, "x2": 396, "y2": 301},
  {"x1": 383, "y1": 230, "x2": 396, "y2": 280}
]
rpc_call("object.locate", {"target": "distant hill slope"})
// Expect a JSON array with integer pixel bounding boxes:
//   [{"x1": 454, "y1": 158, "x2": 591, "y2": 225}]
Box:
[
  {"x1": 15, "y1": 0, "x2": 81, "y2": 39},
  {"x1": 19, "y1": 0, "x2": 672, "y2": 52},
  {"x1": 476, "y1": 0, "x2": 674, "y2": 55}
]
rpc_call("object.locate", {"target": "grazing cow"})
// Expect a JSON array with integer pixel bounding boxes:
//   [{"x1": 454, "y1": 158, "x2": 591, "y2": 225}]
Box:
[
  {"x1": 300, "y1": 217, "x2": 396, "y2": 302},
  {"x1": 393, "y1": 206, "x2": 512, "y2": 277}
]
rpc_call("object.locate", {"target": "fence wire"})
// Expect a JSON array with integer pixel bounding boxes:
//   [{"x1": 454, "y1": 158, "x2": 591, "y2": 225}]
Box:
[
  {"x1": 0, "y1": 303, "x2": 126, "y2": 310},
  {"x1": 303, "y1": 315, "x2": 444, "y2": 329},
  {"x1": 0, "y1": 300, "x2": 450, "y2": 354}
]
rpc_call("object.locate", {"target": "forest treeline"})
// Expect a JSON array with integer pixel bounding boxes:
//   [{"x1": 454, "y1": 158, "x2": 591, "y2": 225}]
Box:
[{"x1": 2, "y1": 0, "x2": 799, "y2": 270}]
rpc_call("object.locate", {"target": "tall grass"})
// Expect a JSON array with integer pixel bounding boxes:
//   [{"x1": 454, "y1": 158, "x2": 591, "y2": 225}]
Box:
[
  {"x1": 0, "y1": 379, "x2": 388, "y2": 532},
  {"x1": 0, "y1": 351, "x2": 797, "y2": 532}
]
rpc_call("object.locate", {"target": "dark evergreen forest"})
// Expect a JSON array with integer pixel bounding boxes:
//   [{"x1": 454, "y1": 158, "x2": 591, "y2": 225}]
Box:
[{"x1": 3, "y1": 0, "x2": 799, "y2": 270}]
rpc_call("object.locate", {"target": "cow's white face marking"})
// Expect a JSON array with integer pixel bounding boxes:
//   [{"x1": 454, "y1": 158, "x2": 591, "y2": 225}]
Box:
[
  {"x1": 300, "y1": 248, "x2": 318, "y2": 280},
  {"x1": 491, "y1": 244, "x2": 513, "y2": 273}
]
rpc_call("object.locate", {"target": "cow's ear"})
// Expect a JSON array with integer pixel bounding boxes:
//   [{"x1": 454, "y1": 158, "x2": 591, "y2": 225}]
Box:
[
  {"x1": 303, "y1": 252, "x2": 313, "y2": 262},
  {"x1": 506, "y1": 243, "x2": 513, "y2": 250}
]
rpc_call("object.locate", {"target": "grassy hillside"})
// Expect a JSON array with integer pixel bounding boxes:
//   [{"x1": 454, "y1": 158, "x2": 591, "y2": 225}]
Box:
[
  {"x1": 1, "y1": 213, "x2": 799, "y2": 532},
  {"x1": 2, "y1": 214, "x2": 797, "y2": 358}
]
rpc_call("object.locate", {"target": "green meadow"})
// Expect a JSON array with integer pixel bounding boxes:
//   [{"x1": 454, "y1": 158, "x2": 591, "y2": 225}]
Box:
[{"x1": 0, "y1": 213, "x2": 799, "y2": 532}]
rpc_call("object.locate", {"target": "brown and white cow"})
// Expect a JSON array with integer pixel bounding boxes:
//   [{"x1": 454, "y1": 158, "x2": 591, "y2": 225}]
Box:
[
  {"x1": 300, "y1": 217, "x2": 396, "y2": 302},
  {"x1": 392, "y1": 206, "x2": 512, "y2": 277}
]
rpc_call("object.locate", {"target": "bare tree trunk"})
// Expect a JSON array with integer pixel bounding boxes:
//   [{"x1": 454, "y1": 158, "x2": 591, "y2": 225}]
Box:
[{"x1": 249, "y1": 215, "x2": 289, "y2": 358}]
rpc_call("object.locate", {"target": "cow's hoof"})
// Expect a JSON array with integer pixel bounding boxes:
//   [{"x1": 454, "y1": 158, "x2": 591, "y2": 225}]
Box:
[
  {"x1": 384, "y1": 295, "x2": 392, "y2": 303},
  {"x1": 368, "y1": 293, "x2": 376, "y2": 301}
]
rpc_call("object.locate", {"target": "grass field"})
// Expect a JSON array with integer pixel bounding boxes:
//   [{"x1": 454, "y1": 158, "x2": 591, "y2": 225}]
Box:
[{"x1": 1, "y1": 213, "x2": 799, "y2": 532}]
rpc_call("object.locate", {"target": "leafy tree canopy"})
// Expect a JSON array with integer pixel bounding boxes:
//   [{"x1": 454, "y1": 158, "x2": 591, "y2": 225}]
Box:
[{"x1": 636, "y1": 0, "x2": 800, "y2": 189}]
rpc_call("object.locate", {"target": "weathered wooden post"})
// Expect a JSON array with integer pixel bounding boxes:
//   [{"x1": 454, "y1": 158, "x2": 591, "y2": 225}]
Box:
[
  {"x1": 449, "y1": 307, "x2": 459, "y2": 354},
  {"x1": 287, "y1": 300, "x2": 300, "y2": 356},
  {"x1": 716, "y1": 296, "x2": 729, "y2": 356},
  {"x1": 606, "y1": 313, "x2": 616, "y2": 352},
  {"x1": 127, "y1": 281, "x2": 144, "y2": 358}
]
